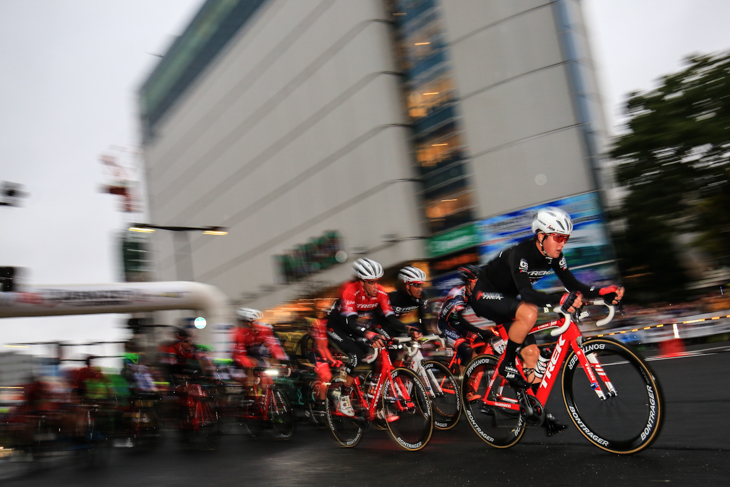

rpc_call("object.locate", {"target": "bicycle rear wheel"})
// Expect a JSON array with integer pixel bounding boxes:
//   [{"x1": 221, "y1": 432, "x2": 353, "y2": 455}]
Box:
[
  {"x1": 325, "y1": 379, "x2": 364, "y2": 448},
  {"x1": 562, "y1": 338, "x2": 663, "y2": 454},
  {"x1": 269, "y1": 386, "x2": 294, "y2": 440},
  {"x1": 462, "y1": 354, "x2": 526, "y2": 448},
  {"x1": 381, "y1": 368, "x2": 433, "y2": 451},
  {"x1": 423, "y1": 361, "x2": 461, "y2": 430}
]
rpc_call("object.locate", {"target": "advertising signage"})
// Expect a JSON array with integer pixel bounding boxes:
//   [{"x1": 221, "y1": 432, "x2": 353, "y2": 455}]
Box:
[
  {"x1": 275, "y1": 231, "x2": 345, "y2": 284},
  {"x1": 477, "y1": 192, "x2": 618, "y2": 292},
  {"x1": 430, "y1": 247, "x2": 480, "y2": 276},
  {"x1": 427, "y1": 223, "x2": 479, "y2": 258}
]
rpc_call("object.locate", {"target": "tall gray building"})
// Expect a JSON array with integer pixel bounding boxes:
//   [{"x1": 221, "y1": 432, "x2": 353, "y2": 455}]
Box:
[{"x1": 139, "y1": 0, "x2": 614, "y2": 330}]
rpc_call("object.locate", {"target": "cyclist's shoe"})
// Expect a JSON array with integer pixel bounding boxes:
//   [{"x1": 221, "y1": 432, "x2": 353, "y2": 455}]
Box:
[
  {"x1": 498, "y1": 360, "x2": 529, "y2": 389},
  {"x1": 376, "y1": 409, "x2": 399, "y2": 423},
  {"x1": 542, "y1": 413, "x2": 568, "y2": 437},
  {"x1": 336, "y1": 395, "x2": 356, "y2": 417}
]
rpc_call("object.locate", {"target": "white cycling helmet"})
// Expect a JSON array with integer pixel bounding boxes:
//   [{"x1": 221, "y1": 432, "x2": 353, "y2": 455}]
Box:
[
  {"x1": 353, "y1": 258, "x2": 384, "y2": 280},
  {"x1": 531, "y1": 207, "x2": 573, "y2": 236},
  {"x1": 236, "y1": 307, "x2": 264, "y2": 322},
  {"x1": 398, "y1": 266, "x2": 426, "y2": 284}
]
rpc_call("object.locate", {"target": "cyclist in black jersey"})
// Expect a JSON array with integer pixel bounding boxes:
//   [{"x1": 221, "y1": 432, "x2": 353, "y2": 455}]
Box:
[
  {"x1": 470, "y1": 207, "x2": 623, "y2": 412},
  {"x1": 437, "y1": 265, "x2": 493, "y2": 364},
  {"x1": 375, "y1": 266, "x2": 430, "y2": 339}
]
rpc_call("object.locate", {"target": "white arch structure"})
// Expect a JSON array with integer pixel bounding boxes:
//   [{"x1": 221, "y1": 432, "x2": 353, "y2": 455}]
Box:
[{"x1": 0, "y1": 281, "x2": 231, "y2": 346}]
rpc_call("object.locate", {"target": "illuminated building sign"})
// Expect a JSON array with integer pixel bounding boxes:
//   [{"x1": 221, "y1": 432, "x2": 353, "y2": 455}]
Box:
[
  {"x1": 430, "y1": 247, "x2": 480, "y2": 275},
  {"x1": 427, "y1": 223, "x2": 479, "y2": 258},
  {"x1": 275, "y1": 231, "x2": 345, "y2": 284}
]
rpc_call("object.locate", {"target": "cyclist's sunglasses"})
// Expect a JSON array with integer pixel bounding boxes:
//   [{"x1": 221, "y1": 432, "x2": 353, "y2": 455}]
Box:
[
  {"x1": 550, "y1": 234, "x2": 570, "y2": 244},
  {"x1": 408, "y1": 282, "x2": 424, "y2": 288},
  {"x1": 363, "y1": 280, "x2": 379, "y2": 285}
]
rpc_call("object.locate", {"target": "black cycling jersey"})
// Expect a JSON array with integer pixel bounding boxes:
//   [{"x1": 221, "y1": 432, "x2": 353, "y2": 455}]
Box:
[
  {"x1": 371, "y1": 288, "x2": 426, "y2": 338},
  {"x1": 437, "y1": 285, "x2": 485, "y2": 337},
  {"x1": 477, "y1": 237, "x2": 600, "y2": 307}
]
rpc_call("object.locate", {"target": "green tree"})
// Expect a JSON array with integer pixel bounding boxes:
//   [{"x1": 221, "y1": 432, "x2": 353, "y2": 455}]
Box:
[{"x1": 610, "y1": 51, "x2": 730, "y2": 301}]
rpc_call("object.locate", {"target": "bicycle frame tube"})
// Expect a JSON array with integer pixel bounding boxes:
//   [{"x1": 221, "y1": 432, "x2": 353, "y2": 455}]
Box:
[
  {"x1": 356, "y1": 347, "x2": 397, "y2": 421},
  {"x1": 533, "y1": 323, "x2": 581, "y2": 405},
  {"x1": 479, "y1": 320, "x2": 584, "y2": 411}
]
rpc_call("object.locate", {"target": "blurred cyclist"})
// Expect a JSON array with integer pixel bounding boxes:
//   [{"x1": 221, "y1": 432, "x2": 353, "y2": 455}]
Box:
[
  {"x1": 306, "y1": 316, "x2": 343, "y2": 401},
  {"x1": 468, "y1": 207, "x2": 623, "y2": 435},
  {"x1": 160, "y1": 328, "x2": 212, "y2": 385},
  {"x1": 326, "y1": 258, "x2": 407, "y2": 417},
  {"x1": 437, "y1": 265, "x2": 495, "y2": 400},
  {"x1": 70, "y1": 355, "x2": 110, "y2": 401},
  {"x1": 231, "y1": 308, "x2": 289, "y2": 389}
]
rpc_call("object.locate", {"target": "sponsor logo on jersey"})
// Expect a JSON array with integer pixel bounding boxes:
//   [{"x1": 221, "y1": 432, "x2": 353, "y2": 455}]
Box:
[
  {"x1": 478, "y1": 292, "x2": 503, "y2": 301},
  {"x1": 519, "y1": 259, "x2": 528, "y2": 272},
  {"x1": 559, "y1": 256, "x2": 567, "y2": 269}
]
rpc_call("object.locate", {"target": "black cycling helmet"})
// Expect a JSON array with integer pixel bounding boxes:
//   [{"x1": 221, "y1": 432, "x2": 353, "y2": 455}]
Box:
[
  {"x1": 458, "y1": 265, "x2": 480, "y2": 283},
  {"x1": 175, "y1": 327, "x2": 192, "y2": 341}
]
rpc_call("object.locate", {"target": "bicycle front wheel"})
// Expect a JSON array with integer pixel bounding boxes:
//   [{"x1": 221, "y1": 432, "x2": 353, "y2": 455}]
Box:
[
  {"x1": 423, "y1": 361, "x2": 461, "y2": 430},
  {"x1": 462, "y1": 354, "x2": 526, "y2": 448},
  {"x1": 562, "y1": 338, "x2": 663, "y2": 454},
  {"x1": 269, "y1": 386, "x2": 295, "y2": 440},
  {"x1": 381, "y1": 368, "x2": 433, "y2": 451},
  {"x1": 325, "y1": 379, "x2": 364, "y2": 448}
]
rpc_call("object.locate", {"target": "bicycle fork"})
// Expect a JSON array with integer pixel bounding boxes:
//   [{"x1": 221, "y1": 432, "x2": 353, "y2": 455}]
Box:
[{"x1": 572, "y1": 342, "x2": 616, "y2": 400}]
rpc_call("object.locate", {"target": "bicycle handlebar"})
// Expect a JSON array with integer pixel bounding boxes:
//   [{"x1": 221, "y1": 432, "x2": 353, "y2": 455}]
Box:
[
  {"x1": 362, "y1": 336, "x2": 421, "y2": 364},
  {"x1": 594, "y1": 300, "x2": 616, "y2": 327},
  {"x1": 418, "y1": 334, "x2": 446, "y2": 348},
  {"x1": 549, "y1": 300, "x2": 616, "y2": 337}
]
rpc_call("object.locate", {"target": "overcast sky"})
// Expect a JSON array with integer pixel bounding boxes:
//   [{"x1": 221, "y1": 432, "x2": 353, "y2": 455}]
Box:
[{"x1": 2, "y1": 0, "x2": 730, "y2": 357}]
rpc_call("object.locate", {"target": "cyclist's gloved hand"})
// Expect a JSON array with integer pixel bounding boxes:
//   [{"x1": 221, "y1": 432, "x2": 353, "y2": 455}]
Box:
[
  {"x1": 477, "y1": 330, "x2": 492, "y2": 343},
  {"x1": 330, "y1": 359, "x2": 343, "y2": 368},
  {"x1": 365, "y1": 331, "x2": 385, "y2": 348},
  {"x1": 599, "y1": 285, "x2": 624, "y2": 305},
  {"x1": 559, "y1": 291, "x2": 582, "y2": 313}
]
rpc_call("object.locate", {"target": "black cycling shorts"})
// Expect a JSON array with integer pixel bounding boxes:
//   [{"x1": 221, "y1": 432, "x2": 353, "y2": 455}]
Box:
[
  {"x1": 326, "y1": 313, "x2": 370, "y2": 375},
  {"x1": 470, "y1": 279, "x2": 522, "y2": 328}
]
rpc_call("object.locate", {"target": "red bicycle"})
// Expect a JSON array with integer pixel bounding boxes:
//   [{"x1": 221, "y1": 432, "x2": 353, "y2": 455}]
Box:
[
  {"x1": 175, "y1": 375, "x2": 220, "y2": 451},
  {"x1": 238, "y1": 365, "x2": 294, "y2": 440},
  {"x1": 325, "y1": 337, "x2": 433, "y2": 451},
  {"x1": 463, "y1": 301, "x2": 663, "y2": 454}
]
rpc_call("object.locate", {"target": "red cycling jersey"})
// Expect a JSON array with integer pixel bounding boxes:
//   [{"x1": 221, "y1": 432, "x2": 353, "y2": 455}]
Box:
[
  {"x1": 160, "y1": 342, "x2": 199, "y2": 367},
  {"x1": 336, "y1": 280, "x2": 395, "y2": 320},
  {"x1": 231, "y1": 321, "x2": 288, "y2": 368}
]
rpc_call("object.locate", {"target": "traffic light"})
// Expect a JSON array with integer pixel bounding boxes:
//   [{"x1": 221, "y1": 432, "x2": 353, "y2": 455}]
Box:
[{"x1": 0, "y1": 266, "x2": 15, "y2": 292}]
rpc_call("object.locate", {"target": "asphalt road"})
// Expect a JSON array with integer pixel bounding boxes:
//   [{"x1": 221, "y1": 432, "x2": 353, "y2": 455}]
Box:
[{"x1": 4, "y1": 342, "x2": 730, "y2": 487}]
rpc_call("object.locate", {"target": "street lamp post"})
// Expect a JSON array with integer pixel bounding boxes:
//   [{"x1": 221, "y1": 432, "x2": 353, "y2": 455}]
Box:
[{"x1": 128, "y1": 223, "x2": 228, "y2": 281}]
